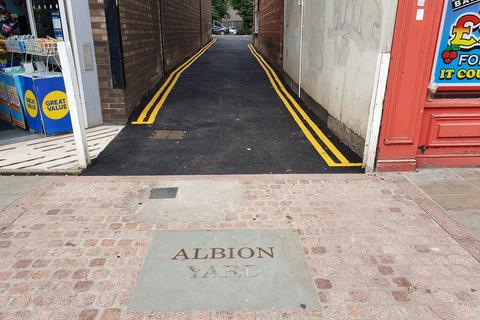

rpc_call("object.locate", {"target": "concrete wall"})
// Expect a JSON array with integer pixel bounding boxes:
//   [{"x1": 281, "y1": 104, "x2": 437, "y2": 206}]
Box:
[{"x1": 283, "y1": 0, "x2": 398, "y2": 155}]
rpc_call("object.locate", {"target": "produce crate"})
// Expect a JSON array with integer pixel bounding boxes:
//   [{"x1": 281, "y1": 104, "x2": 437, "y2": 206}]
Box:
[
  {"x1": 25, "y1": 40, "x2": 58, "y2": 56},
  {"x1": 5, "y1": 38, "x2": 28, "y2": 53}
]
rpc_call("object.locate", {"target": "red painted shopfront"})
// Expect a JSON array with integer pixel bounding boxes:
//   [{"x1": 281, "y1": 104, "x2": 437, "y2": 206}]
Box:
[{"x1": 377, "y1": 0, "x2": 480, "y2": 171}]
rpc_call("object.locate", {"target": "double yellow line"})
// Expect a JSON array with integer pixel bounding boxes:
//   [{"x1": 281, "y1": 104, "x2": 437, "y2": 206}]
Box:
[
  {"x1": 132, "y1": 38, "x2": 217, "y2": 125},
  {"x1": 248, "y1": 44, "x2": 362, "y2": 168}
]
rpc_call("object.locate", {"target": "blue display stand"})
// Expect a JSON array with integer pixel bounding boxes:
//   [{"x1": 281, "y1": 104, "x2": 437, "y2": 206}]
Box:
[
  {"x1": 0, "y1": 76, "x2": 12, "y2": 123},
  {"x1": 14, "y1": 74, "x2": 43, "y2": 133},
  {"x1": 36, "y1": 75, "x2": 72, "y2": 136},
  {"x1": 16, "y1": 73, "x2": 72, "y2": 136},
  {"x1": 0, "y1": 71, "x2": 27, "y2": 129},
  {"x1": 0, "y1": 100, "x2": 11, "y2": 123}
]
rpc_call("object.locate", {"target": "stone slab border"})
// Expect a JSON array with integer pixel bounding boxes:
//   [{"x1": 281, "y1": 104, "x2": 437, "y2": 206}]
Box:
[
  {"x1": 0, "y1": 177, "x2": 55, "y2": 232},
  {"x1": 394, "y1": 174, "x2": 480, "y2": 263}
]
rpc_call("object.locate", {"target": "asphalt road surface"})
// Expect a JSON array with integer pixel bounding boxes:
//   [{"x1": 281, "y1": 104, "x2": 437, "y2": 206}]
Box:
[{"x1": 83, "y1": 36, "x2": 363, "y2": 176}]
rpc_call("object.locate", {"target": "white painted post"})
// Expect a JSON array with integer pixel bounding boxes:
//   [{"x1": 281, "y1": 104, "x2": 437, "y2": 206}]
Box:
[
  {"x1": 56, "y1": 0, "x2": 90, "y2": 169},
  {"x1": 26, "y1": 0, "x2": 37, "y2": 37},
  {"x1": 59, "y1": 0, "x2": 90, "y2": 127},
  {"x1": 58, "y1": 41, "x2": 90, "y2": 169},
  {"x1": 363, "y1": 52, "x2": 391, "y2": 172}
]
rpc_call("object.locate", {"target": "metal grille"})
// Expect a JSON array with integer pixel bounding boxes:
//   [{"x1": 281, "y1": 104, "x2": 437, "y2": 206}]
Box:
[
  {"x1": 150, "y1": 187, "x2": 178, "y2": 199},
  {"x1": 150, "y1": 130, "x2": 186, "y2": 140}
]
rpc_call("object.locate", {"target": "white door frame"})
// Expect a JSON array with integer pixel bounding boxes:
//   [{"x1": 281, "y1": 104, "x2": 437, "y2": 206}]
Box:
[
  {"x1": 25, "y1": 0, "x2": 91, "y2": 168},
  {"x1": 58, "y1": 0, "x2": 90, "y2": 168}
]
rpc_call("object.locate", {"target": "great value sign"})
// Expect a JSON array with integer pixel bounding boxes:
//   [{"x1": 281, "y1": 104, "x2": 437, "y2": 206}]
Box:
[{"x1": 431, "y1": 0, "x2": 480, "y2": 91}]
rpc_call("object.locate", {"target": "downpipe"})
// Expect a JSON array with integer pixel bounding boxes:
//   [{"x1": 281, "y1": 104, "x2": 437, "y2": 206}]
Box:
[{"x1": 298, "y1": 0, "x2": 305, "y2": 97}]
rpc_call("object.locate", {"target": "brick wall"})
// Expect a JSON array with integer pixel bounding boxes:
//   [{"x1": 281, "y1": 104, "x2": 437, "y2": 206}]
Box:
[
  {"x1": 118, "y1": 0, "x2": 164, "y2": 117},
  {"x1": 88, "y1": 0, "x2": 212, "y2": 124},
  {"x1": 200, "y1": 0, "x2": 212, "y2": 46},
  {"x1": 161, "y1": 0, "x2": 202, "y2": 71},
  {"x1": 253, "y1": 0, "x2": 284, "y2": 69},
  {"x1": 88, "y1": 0, "x2": 127, "y2": 123}
]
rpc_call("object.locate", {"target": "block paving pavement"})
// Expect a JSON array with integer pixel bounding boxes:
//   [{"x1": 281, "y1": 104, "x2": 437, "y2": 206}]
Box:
[{"x1": 0, "y1": 174, "x2": 479, "y2": 319}]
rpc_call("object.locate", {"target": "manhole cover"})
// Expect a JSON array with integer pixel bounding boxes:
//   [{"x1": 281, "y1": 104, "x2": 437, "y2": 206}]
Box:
[
  {"x1": 150, "y1": 187, "x2": 178, "y2": 199},
  {"x1": 128, "y1": 229, "x2": 320, "y2": 312},
  {"x1": 150, "y1": 130, "x2": 186, "y2": 140}
]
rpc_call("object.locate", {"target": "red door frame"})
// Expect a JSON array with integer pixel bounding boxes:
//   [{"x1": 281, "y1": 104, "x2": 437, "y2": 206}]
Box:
[{"x1": 376, "y1": 0, "x2": 480, "y2": 171}]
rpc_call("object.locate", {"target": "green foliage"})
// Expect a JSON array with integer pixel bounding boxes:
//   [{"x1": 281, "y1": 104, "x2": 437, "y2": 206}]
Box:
[
  {"x1": 446, "y1": 44, "x2": 461, "y2": 52},
  {"x1": 236, "y1": 25, "x2": 245, "y2": 35},
  {"x1": 212, "y1": 0, "x2": 229, "y2": 21},
  {"x1": 229, "y1": 0, "x2": 253, "y2": 34}
]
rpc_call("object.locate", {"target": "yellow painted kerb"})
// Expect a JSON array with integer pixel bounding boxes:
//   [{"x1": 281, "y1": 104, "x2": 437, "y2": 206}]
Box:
[
  {"x1": 132, "y1": 38, "x2": 217, "y2": 125},
  {"x1": 248, "y1": 44, "x2": 362, "y2": 168}
]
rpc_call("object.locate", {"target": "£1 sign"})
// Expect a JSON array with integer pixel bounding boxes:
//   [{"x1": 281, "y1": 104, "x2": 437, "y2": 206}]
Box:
[{"x1": 432, "y1": 0, "x2": 480, "y2": 90}]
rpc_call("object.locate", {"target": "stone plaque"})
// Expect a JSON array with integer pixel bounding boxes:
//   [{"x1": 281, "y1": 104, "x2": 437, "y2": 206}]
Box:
[{"x1": 128, "y1": 229, "x2": 319, "y2": 312}]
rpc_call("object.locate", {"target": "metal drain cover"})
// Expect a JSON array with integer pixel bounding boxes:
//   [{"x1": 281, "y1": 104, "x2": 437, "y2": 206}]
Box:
[
  {"x1": 150, "y1": 187, "x2": 178, "y2": 199},
  {"x1": 151, "y1": 130, "x2": 186, "y2": 140}
]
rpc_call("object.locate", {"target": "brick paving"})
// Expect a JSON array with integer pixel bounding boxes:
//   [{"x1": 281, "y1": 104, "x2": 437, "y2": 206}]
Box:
[{"x1": 0, "y1": 174, "x2": 479, "y2": 319}]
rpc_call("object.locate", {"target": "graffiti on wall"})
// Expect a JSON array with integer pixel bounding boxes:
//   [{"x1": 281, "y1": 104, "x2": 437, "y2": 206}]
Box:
[{"x1": 431, "y1": 0, "x2": 480, "y2": 90}]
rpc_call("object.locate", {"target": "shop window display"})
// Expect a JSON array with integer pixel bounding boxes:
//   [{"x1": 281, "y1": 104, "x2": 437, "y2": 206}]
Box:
[
  {"x1": 430, "y1": 0, "x2": 480, "y2": 99},
  {"x1": 32, "y1": 0, "x2": 58, "y2": 38},
  {"x1": 0, "y1": 0, "x2": 72, "y2": 140}
]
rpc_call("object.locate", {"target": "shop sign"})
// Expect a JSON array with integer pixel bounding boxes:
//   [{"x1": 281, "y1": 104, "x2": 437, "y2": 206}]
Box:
[
  {"x1": 15, "y1": 75, "x2": 43, "y2": 134},
  {"x1": 24, "y1": 90, "x2": 38, "y2": 118},
  {"x1": 42, "y1": 91, "x2": 69, "y2": 120},
  {"x1": 34, "y1": 76, "x2": 72, "y2": 135},
  {"x1": 431, "y1": 0, "x2": 480, "y2": 91},
  {"x1": 15, "y1": 74, "x2": 72, "y2": 135}
]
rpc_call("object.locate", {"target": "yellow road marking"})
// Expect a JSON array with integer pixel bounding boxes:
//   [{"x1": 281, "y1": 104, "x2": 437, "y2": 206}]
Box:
[
  {"x1": 132, "y1": 38, "x2": 217, "y2": 125},
  {"x1": 247, "y1": 45, "x2": 337, "y2": 167},
  {"x1": 249, "y1": 44, "x2": 361, "y2": 167},
  {"x1": 248, "y1": 44, "x2": 362, "y2": 168},
  {"x1": 146, "y1": 39, "x2": 217, "y2": 124}
]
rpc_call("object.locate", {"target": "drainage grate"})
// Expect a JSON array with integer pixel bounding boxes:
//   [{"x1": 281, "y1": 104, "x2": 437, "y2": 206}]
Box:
[
  {"x1": 150, "y1": 187, "x2": 178, "y2": 199},
  {"x1": 150, "y1": 130, "x2": 186, "y2": 140}
]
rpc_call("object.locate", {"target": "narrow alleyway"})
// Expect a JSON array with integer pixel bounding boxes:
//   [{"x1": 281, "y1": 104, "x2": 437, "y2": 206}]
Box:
[{"x1": 83, "y1": 37, "x2": 362, "y2": 176}]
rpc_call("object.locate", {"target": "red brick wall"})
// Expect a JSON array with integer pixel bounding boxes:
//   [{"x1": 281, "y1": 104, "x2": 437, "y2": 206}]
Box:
[
  {"x1": 88, "y1": 0, "x2": 212, "y2": 124},
  {"x1": 118, "y1": 0, "x2": 164, "y2": 117},
  {"x1": 200, "y1": 0, "x2": 212, "y2": 46},
  {"x1": 253, "y1": 0, "x2": 284, "y2": 69},
  {"x1": 88, "y1": 0, "x2": 127, "y2": 123},
  {"x1": 161, "y1": 0, "x2": 212, "y2": 71},
  {"x1": 161, "y1": 0, "x2": 201, "y2": 71}
]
